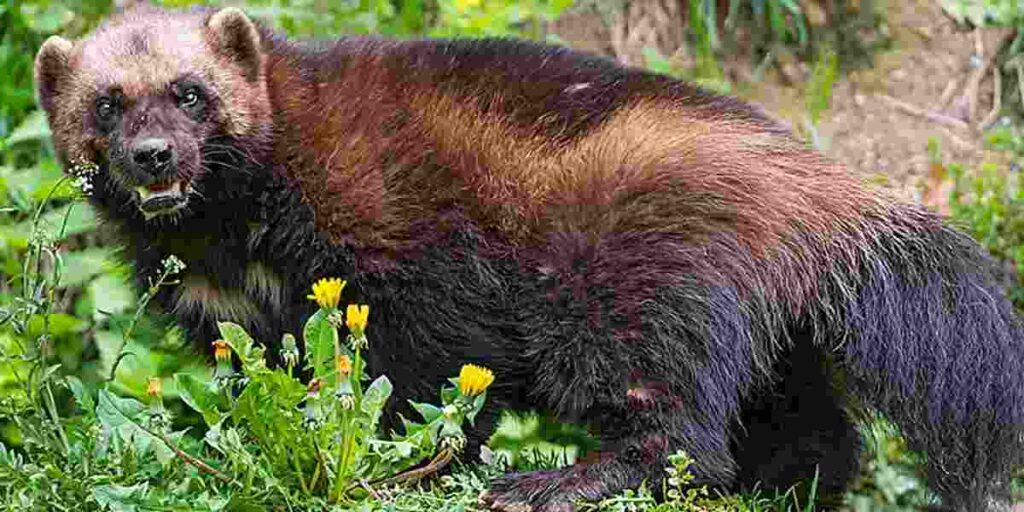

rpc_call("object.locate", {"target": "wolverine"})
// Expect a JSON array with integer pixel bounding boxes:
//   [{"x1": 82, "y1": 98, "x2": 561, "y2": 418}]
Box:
[{"x1": 34, "y1": 4, "x2": 1024, "y2": 510}]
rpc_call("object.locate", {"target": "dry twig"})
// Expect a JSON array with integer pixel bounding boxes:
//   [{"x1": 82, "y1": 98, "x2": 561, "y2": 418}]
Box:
[{"x1": 877, "y1": 94, "x2": 971, "y2": 131}]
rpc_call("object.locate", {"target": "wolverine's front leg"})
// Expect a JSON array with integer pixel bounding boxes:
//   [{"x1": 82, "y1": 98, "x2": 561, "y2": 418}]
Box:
[{"x1": 481, "y1": 278, "x2": 753, "y2": 511}]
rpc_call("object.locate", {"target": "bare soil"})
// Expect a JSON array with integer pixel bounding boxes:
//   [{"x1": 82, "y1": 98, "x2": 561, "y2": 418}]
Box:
[{"x1": 750, "y1": 0, "x2": 1013, "y2": 206}]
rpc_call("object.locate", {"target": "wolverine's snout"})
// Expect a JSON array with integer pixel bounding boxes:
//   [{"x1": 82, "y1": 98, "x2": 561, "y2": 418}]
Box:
[
  {"x1": 132, "y1": 138, "x2": 175, "y2": 177},
  {"x1": 126, "y1": 134, "x2": 193, "y2": 218}
]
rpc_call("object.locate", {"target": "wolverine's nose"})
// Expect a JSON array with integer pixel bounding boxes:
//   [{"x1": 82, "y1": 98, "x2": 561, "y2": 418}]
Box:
[{"x1": 132, "y1": 138, "x2": 174, "y2": 173}]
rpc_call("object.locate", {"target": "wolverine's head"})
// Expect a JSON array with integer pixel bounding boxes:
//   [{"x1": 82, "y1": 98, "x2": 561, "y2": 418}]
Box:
[{"x1": 34, "y1": 6, "x2": 270, "y2": 220}]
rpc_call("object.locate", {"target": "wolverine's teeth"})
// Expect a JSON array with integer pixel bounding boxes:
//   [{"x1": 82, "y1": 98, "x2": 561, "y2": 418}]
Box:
[{"x1": 137, "y1": 181, "x2": 185, "y2": 202}]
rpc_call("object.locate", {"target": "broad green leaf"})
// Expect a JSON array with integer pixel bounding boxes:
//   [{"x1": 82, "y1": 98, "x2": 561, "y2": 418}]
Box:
[
  {"x1": 65, "y1": 375, "x2": 95, "y2": 414},
  {"x1": 409, "y1": 401, "x2": 442, "y2": 423},
  {"x1": 361, "y1": 375, "x2": 392, "y2": 427},
  {"x1": 302, "y1": 309, "x2": 337, "y2": 378},
  {"x1": 467, "y1": 391, "x2": 487, "y2": 424},
  {"x1": 96, "y1": 389, "x2": 174, "y2": 463},
  {"x1": 92, "y1": 483, "x2": 149, "y2": 512},
  {"x1": 175, "y1": 373, "x2": 224, "y2": 426},
  {"x1": 218, "y1": 321, "x2": 265, "y2": 370}
]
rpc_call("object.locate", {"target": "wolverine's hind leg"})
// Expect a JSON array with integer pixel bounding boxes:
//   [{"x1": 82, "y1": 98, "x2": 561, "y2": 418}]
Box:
[
  {"x1": 732, "y1": 330, "x2": 861, "y2": 505},
  {"x1": 482, "y1": 279, "x2": 758, "y2": 511}
]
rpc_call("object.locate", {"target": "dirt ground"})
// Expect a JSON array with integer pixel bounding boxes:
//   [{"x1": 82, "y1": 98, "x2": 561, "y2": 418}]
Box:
[
  {"x1": 758, "y1": 0, "x2": 1012, "y2": 205},
  {"x1": 553, "y1": 0, "x2": 1015, "y2": 208}
]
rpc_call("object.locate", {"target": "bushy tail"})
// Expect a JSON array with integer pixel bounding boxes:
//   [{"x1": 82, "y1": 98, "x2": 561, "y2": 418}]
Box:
[{"x1": 838, "y1": 220, "x2": 1024, "y2": 510}]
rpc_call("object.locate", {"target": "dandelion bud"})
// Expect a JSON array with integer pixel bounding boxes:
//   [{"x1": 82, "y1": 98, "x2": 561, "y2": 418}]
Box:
[
  {"x1": 146, "y1": 408, "x2": 171, "y2": 433},
  {"x1": 335, "y1": 354, "x2": 352, "y2": 376},
  {"x1": 303, "y1": 379, "x2": 325, "y2": 430},
  {"x1": 146, "y1": 377, "x2": 162, "y2": 398},
  {"x1": 307, "y1": 378, "x2": 323, "y2": 396},
  {"x1": 211, "y1": 341, "x2": 232, "y2": 379},
  {"x1": 280, "y1": 333, "x2": 300, "y2": 368},
  {"x1": 213, "y1": 339, "x2": 231, "y2": 363}
]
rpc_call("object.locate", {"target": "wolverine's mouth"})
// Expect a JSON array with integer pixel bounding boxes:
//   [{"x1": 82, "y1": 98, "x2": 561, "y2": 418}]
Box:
[{"x1": 135, "y1": 180, "x2": 191, "y2": 218}]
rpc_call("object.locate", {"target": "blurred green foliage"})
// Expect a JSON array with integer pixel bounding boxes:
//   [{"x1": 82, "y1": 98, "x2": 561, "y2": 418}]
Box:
[{"x1": 945, "y1": 125, "x2": 1024, "y2": 309}]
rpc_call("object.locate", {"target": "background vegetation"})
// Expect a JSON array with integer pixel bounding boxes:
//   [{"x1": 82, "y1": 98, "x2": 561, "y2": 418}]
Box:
[{"x1": 1, "y1": 0, "x2": 1022, "y2": 510}]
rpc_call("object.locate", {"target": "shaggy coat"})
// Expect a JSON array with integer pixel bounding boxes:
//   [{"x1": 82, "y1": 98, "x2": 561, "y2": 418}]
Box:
[{"x1": 35, "y1": 5, "x2": 1024, "y2": 510}]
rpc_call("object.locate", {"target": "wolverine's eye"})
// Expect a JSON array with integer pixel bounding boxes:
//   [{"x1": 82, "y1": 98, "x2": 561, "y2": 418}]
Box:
[
  {"x1": 95, "y1": 98, "x2": 116, "y2": 121},
  {"x1": 179, "y1": 88, "x2": 201, "y2": 109}
]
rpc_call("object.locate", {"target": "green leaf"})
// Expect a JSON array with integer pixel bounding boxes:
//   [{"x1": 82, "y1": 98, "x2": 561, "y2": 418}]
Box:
[
  {"x1": 302, "y1": 309, "x2": 337, "y2": 378},
  {"x1": 96, "y1": 389, "x2": 174, "y2": 463},
  {"x1": 409, "y1": 401, "x2": 442, "y2": 423},
  {"x1": 361, "y1": 375, "x2": 393, "y2": 426},
  {"x1": 218, "y1": 321, "x2": 265, "y2": 371},
  {"x1": 65, "y1": 375, "x2": 95, "y2": 414},
  {"x1": 92, "y1": 483, "x2": 149, "y2": 512},
  {"x1": 467, "y1": 391, "x2": 487, "y2": 424},
  {"x1": 175, "y1": 373, "x2": 224, "y2": 426}
]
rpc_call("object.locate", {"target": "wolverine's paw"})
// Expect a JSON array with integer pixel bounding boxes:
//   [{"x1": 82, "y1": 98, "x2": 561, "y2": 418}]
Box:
[{"x1": 479, "y1": 469, "x2": 600, "y2": 512}]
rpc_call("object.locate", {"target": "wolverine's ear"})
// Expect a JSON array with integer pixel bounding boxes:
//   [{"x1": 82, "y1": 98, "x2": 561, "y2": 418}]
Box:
[
  {"x1": 206, "y1": 7, "x2": 262, "y2": 83},
  {"x1": 35, "y1": 35, "x2": 74, "y2": 116}
]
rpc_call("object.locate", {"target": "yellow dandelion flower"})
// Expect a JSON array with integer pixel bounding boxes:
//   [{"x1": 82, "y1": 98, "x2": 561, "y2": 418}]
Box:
[
  {"x1": 454, "y1": 0, "x2": 482, "y2": 12},
  {"x1": 307, "y1": 278, "x2": 346, "y2": 310},
  {"x1": 346, "y1": 304, "x2": 370, "y2": 336},
  {"x1": 212, "y1": 339, "x2": 231, "y2": 362},
  {"x1": 307, "y1": 378, "x2": 323, "y2": 395},
  {"x1": 146, "y1": 377, "x2": 162, "y2": 397},
  {"x1": 335, "y1": 354, "x2": 352, "y2": 376},
  {"x1": 458, "y1": 364, "x2": 494, "y2": 396}
]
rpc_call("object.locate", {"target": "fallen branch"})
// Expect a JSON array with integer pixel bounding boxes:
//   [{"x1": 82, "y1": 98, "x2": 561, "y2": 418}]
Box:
[
  {"x1": 158, "y1": 432, "x2": 233, "y2": 483},
  {"x1": 340, "y1": 447, "x2": 455, "y2": 498},
  {"x1": 377, "y1": 448, "x2": 454, "y2": 486}
]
